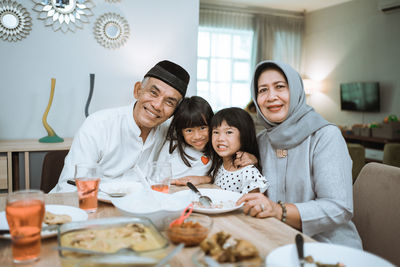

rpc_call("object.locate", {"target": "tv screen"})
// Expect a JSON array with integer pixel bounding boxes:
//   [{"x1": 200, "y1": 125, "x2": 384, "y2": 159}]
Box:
[{"x1": 340, "y1": 82, "x2": 380, "y2": 112}]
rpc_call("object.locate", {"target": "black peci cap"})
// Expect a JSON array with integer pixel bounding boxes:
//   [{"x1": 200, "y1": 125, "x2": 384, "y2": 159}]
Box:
[{"x1": 144, "y1": 60, "x2": 190, "y2": 97}]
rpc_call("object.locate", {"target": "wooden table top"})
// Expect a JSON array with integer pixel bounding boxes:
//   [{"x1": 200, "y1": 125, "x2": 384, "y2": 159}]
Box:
[{"x1": 0, "y1": 185, "x2": 313, "y2": 266}]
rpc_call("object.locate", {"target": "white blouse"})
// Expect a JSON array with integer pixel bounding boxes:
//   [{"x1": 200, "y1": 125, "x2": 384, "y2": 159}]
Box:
[
  {"x1": 157, "y1": 141, "x2": 212, "y2": 179},
  {"x1": 214, "y1": 165, "x2": 269, "y2": 194}
]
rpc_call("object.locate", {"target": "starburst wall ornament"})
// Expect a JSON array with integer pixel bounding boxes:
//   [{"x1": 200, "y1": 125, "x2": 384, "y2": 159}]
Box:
[{"x1": 32, "y1": 0, "x2": 95, "y2": 33}]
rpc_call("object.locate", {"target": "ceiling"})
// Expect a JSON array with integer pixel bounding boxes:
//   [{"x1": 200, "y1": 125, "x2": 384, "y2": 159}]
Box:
[{"x1": 200, "y1": 0, "x2": 352, "y2": 13}]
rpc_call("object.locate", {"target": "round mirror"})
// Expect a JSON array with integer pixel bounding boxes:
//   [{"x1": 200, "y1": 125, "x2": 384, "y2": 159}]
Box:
[
  {"x1": 105, "y1": 22, "x2": 121, "y2": 39},
  {"x1": 51, "y1": 0, "x2": 76, "y2": 14},
  {"x1": 1, "y1": 13, "x2": 19, "y2": 29},
  {"x1": 93, "y1": 12, "x2": 130, "y2": 49}
]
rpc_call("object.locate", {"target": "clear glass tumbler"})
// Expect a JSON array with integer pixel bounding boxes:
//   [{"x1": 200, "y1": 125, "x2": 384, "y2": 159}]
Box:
[
  {"x1": 74, "y1": 163, "x2": 101, "y2": 213},
  {"x1": 6, "y1": 189, "x2": 45, "y2": 263}
]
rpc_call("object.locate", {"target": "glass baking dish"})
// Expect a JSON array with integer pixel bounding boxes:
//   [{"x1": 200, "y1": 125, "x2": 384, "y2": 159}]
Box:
[{"x1": 57, "y1": 217, "x2": 169, "y2": 267}]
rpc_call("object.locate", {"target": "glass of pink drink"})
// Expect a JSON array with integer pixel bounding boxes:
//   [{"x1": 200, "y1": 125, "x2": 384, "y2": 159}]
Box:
[
  {"x1": 74, "y1": 163, "x2": 101, "y2": 213},
  {"x1": 6, "y1": 190, "x2": 45, "y2": 263}
]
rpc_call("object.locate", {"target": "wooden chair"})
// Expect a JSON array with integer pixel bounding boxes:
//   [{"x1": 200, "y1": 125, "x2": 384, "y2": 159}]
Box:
[
  {"x1": 353, "y1": 162, "x2": 400, "y2": 266},
  {"x1": 40, "y1": 150, "x2": 69, "y2": 193}
]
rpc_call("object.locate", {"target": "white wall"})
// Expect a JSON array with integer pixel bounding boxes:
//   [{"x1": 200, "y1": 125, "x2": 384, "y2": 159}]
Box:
[
  {"x1": 0, "y1": 0, "x2": 199, "y2": 140},
  {"x1": 303, "y1": 0, "x2": 400, "y2": 127}
]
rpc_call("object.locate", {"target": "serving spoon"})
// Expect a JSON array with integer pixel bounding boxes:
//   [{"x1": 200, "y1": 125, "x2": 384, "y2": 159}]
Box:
[
  {"x1": 187, "y1": 182, "x2": 213, "y2": 208},
  {"x1": 98, "y1": 188, "x2": 126, "y2": 198},
  {"x1": 67, "y1": 179, "x2": 126, "y2": 198}
]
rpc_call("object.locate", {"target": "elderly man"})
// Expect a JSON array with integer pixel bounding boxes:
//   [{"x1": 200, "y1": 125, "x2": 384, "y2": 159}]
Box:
[{"x1": 50, "y1": 60, "x2": 189, "y2": 192}]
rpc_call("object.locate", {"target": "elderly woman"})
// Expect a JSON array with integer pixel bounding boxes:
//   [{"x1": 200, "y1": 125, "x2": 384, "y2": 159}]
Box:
[{"x1": 237, "y1": 60, "x2": 362, "y2": 249}]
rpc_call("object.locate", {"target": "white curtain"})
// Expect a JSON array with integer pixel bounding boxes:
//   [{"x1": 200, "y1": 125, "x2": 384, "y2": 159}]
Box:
[
  {"x1": 199, "y1": 8, "x2": 254, "y2": 31},
  {"x1": 253, "y1": 14, "x2": 304, "y2": 71},
  {"x1": 200, "y1": 7, "x2": 304, "y2": 72}
]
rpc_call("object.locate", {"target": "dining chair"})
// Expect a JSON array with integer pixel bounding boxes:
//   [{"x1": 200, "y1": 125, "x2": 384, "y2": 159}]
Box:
[
  {"x1": 383, "y1": 142, "x2": 400, "y2": 168},
  {"x1": 346, "y1": 143, "x2": 365, "y2": 183},
  {"x1": 40, "y1": 150, "x2": 69, "y2": 193},
  {"x1": 353, "y1": 162, "x2": 400, "y2": 266}
]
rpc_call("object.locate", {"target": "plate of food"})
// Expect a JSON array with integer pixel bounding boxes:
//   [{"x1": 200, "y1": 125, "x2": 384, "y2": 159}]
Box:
[
  {"x1": 266, "y1": 242, "x2": 395, "y2": 267},
  {"x1": 172, "y1": 189, "x2": 244, "y2": 214},
  {"x1": 0, "y1": 204, "x2": 88, "y2": 239},
  {"x1": 98, "y1": 181, "x2": 143, "y2": 203}
]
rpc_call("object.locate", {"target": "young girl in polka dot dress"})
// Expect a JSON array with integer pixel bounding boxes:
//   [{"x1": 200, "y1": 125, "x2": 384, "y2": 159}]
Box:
[{"x1": 208, "y1": 107, "x2": 269, "y2": 194}]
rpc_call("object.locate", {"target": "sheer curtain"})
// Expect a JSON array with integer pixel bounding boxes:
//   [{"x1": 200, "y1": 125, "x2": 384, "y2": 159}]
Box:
[
  {"x1": 198, "y1": 6, "x2": 304, "y2": 110},
  {"x1": 253, "y1": 14, "x2": 304, "y2": 71},
  {"x1": 200, "y1": 6, "x2": 304, "y2": 71},
  {"x1": 199, "y1": 8, "x2": 254, "y2": 31}
]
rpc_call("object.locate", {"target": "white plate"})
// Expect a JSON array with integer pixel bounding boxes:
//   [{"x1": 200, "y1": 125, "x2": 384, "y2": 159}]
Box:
[
  {"x1": 172, "y1": 189, "x2": 244, "y2": 214},
  {"x1": 0, "y1": 204, "x2": 88, "y2": 239},
  {"x1": 98, "y1": 181, "x2": 143, "y2": 203},
  {"x1": 266, "y1": 242, "x2": 395, "y2": 267}
]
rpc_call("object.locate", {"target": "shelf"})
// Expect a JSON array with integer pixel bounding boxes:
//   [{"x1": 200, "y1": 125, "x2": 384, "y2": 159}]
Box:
[
  {"x1": 0, "y1": 139, "x2": 72, "y2": 192},
  {"x1": 342, "y1": 133, "x2": 400, "y2": 144}
]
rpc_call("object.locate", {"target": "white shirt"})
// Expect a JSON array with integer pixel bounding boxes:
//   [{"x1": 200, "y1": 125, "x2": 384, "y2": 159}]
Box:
[
  {"x1": 50, "y1": 102, "x2": 168, "y2": 193},
  {"x1": 214, "y1": 165, "x2": 269, "y2": 194},
  {"x1": 157, "y1": 141, "x2": 211, "y2": 179}
]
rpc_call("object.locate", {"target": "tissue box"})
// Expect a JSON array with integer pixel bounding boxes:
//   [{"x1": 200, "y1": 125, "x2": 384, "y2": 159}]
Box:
[{"x1": 372, "y1": 122, "x2": 400, "y2": 139}]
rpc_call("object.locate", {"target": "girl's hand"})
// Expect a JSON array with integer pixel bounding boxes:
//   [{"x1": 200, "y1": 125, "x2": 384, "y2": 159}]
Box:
[
  {"x1": 236, "y1": 193, "x2": 281, "y2": 219},
  {"x1": 170, "y1": 176, "x2": 212, "y2": 186},
  {"x1": 234, "y1": 151, "x2": 258, "y2": 168}
]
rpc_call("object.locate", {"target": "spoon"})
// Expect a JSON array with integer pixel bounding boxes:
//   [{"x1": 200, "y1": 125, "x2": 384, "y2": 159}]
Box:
[
  {"x1": 68, "y1": 179, "x2": 126, "y2": 197},
  {"x1": 187, "y1": 182, "x2": 213, "y2": 208},
  {"x1": 169, "y1": 204, "x2": 194, "y2": 227},
  {"x1": 295, "y1": 233, "x2": 305, "y2": 267},
  {"x1": 98, "y1": 188, "x2": 126, "y2": 198}
]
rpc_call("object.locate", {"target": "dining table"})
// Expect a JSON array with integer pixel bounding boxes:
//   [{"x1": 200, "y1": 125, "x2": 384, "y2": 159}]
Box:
[{"x1": 0, "y1": 184, "x2": 314, "y2": 266}]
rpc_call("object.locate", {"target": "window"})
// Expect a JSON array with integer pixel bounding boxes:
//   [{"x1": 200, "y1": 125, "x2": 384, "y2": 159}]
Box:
[{"x1": 197, "y1": 27, "x2": 254, "y2": 111}]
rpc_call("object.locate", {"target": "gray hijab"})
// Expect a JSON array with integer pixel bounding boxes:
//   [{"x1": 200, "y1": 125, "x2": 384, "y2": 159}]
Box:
[{"x1": 251, "y1": 60, "x2": 331, "y2": 150}]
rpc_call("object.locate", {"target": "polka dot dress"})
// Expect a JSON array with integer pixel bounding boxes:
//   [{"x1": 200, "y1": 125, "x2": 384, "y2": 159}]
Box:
[{"x1": 214, "y1": 165, "x2": 269, "y2": 194}]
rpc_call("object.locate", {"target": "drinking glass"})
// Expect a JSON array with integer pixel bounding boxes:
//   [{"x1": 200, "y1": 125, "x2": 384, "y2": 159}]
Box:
[
  {"x1": 5, "y1": 189, "x2": 45, "y2": 263},
  {"x1": 74, "y1": 163, "x2": 101, "y2": 213},
  {"x1": 146, "y1": 162, "x2": 172, "y2": 193}
]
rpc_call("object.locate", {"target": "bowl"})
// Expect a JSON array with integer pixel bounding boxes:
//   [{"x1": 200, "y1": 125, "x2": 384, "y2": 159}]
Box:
[
  {"x1": 111, "y1": 190, "x2": 192, "y2": 229},
  {"x1": 166, "y1": 213, "x2": 212, "y2": 247}
]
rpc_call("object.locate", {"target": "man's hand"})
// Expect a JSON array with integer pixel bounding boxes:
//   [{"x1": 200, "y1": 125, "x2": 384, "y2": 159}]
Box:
[{"x1": 234, "y1": 151, "x2": 258, "y2": 168}]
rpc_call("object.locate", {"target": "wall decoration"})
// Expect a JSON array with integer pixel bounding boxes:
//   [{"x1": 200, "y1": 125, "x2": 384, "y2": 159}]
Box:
[
  {"x1": 0, "y1": 0, "x2": 32, "y2": 42},
  {"x1": 85, "y1": 73, "x2": 95, "y2": 117},
  {"x1": 93, "y1": 12, "x2": 129, "y2": 49},
  {"x1": 39, "y1": 78, "x2": 64, "y2": 143},
  {"x1": 32, "y1": 0, "x2": 95, "y2": 33}
]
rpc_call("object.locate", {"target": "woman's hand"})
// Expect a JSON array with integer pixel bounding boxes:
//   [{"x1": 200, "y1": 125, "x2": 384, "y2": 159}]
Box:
[
  {"x1": 234, "y1": 151, "x2": 258, "y2": 168},
  {"x1": 236, "y1": 193, "x2": 281, "y2": 219},
  {"x1": 170, "y1": 176, "x2": 212, "y2": 186}
]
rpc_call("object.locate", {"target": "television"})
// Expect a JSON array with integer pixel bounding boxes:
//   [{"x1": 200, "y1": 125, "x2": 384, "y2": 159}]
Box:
[{"x1": 340, "y1": 82, "x2": 380, "y2": 112}]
